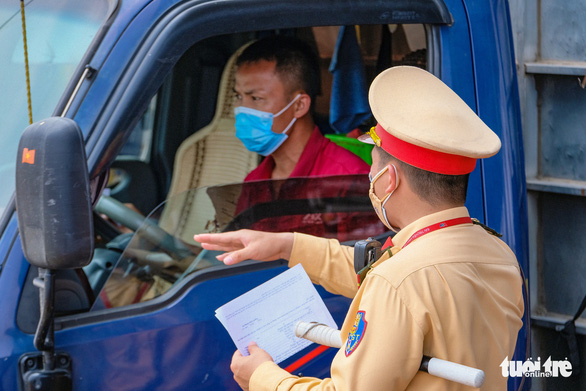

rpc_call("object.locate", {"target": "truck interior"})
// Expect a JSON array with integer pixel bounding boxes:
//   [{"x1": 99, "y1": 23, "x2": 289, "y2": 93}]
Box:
[{"x1": 109, "y1": 25, "x2": 428, "y2": 215}]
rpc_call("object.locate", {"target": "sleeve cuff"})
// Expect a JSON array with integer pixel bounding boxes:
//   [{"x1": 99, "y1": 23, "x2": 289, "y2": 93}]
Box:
[
  {"x1": 289, "y1": 233, "x2": 330, "y2": 281},
  {"x1": 289, "y1": 233, "x2": 357, "y2": 298},
  {"x1": 250, "y1": 362, "x2": 296, "y2": 391}
]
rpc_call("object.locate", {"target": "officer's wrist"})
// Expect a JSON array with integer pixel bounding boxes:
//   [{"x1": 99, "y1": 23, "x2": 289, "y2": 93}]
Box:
[{"x1": 276, "y1": 232, "x2": 294, "y2": 260}]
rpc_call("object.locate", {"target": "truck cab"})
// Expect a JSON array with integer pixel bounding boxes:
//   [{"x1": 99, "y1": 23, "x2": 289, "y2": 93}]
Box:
[{"x1": 0, "y1": 0, "x2": 529, "y2": 389}]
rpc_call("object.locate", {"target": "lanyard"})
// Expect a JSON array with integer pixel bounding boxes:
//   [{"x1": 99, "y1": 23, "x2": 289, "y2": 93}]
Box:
[
  {"x1": 357, "y1": 216, "x2": 472, "y2": 287},
  {"x1": 402, "y1": 217, "x2": 473, "y2": 248}
]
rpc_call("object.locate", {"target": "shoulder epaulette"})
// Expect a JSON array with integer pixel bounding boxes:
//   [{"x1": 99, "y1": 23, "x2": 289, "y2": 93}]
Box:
[{"x1": 471, "y1": 218, "x2": 503, "y2": 237}]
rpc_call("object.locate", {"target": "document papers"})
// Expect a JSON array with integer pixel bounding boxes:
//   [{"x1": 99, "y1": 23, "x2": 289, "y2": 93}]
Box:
[{"x1": 215, "y1": 264, "x2": 338, "y2": 364}]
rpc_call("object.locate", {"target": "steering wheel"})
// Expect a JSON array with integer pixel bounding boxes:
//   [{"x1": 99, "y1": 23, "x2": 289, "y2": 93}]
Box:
[
  {"x1": 95, "y1": 195, "x2": 148, "y2": 232},
  {"x1": 95, "y1": 195, "x2": 194, "y2": 262}
]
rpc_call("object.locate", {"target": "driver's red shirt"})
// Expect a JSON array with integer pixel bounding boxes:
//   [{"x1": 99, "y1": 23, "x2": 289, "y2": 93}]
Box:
[
  {"x1": 243, "y1": 126, "x2": 370, "y2": 181},
  {"x1": 235, "y1": 127, "x2": 384, "y2": 242}
]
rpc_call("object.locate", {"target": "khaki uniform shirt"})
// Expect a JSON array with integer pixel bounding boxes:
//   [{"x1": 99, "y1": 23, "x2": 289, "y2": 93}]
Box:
[{"x1": 250, "y1": 207, "x2": 524, "y2": 390}]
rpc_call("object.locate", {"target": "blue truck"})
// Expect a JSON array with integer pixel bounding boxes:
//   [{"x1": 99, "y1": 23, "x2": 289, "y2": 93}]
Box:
[{"x1": 0, "y1": 0, "x2": 531, "y2": 389}]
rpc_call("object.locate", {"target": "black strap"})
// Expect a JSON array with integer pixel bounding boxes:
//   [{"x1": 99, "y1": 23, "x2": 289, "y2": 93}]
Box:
[{"x1": 559, "y1": 293, "x2": 586, "y2": 376}]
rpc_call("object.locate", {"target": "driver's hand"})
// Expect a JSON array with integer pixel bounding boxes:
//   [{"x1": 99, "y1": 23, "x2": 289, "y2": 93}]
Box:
[
  {"x1": 99, "y1": 202, "x2": 143, "y2": 234},
  {"x1": 193, "y1": 230, "x2": 293, "y2": 265}
]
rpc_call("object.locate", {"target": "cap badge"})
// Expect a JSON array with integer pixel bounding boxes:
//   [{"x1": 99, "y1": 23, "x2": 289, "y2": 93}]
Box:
[{"x1": 366, "y1": 127, "x2": 381, "y2": 147}]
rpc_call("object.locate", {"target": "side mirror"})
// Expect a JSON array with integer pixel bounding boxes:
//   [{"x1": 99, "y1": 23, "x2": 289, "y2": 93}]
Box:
[
  {"x1": 15, "y1": 117, "x2": 94, "y2": 390},
  {"x1": 15, "y1": 117, "x2": 94, "y2": 269}
]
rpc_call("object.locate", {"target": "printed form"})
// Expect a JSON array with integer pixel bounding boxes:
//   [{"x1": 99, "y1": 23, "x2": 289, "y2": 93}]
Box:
[{"x1": 215, "y1": 264, "x2": 338, "y2": 363}]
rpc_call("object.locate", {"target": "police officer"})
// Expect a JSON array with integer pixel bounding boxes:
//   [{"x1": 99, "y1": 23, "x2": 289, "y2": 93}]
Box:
[{"x1": 194, "y1": 66, "x2": 524, "y2": 390}]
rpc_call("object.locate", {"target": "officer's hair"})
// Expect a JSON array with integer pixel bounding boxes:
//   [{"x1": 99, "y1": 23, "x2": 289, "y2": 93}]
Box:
[
  {"x1": 236, "y1": 35, "x2": 321, "y2": 105},
  {"x1": 375, "y1": 147, "x2": 469, "y2": 206}
]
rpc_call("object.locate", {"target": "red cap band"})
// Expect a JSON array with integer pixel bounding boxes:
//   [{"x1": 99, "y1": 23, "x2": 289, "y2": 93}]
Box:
[{"x1": 375, "y1": 124, "x2": 477, "y2": 175}]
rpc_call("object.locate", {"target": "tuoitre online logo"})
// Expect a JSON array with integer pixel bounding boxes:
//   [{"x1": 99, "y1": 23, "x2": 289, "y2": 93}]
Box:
[{"x1": 500, "y1": 356, "x2": 573, "y2": 378}]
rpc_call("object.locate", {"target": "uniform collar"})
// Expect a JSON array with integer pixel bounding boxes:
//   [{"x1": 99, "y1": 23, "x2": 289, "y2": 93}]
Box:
[
  {"x1": 362, "y1": 207, "x2": 472, "y2": 283},
  {"x1": 391, "y1": 206, "x2": 471, "y2": 248}
]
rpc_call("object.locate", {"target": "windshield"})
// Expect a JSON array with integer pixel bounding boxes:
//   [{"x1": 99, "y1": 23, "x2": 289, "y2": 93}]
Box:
[
  {"x1": 90, "y1": 175, "x2": 386, "y2": 310},
  {"x1": 0, "y1": 0, "x2": 110, "y2": 217}
]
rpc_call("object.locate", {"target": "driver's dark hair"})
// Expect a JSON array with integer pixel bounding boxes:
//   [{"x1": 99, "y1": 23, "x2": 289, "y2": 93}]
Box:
[
  {"x1": 375, "y1": 147, "x2": 469, "y2": 206},
  {"x1": 236, "y1": 35, "x2": 321, "y2": 105}
]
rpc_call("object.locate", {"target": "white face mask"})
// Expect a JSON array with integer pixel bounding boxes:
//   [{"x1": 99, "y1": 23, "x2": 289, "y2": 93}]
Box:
[{"x1": 368, "y1": 164, "x2": 399, "y2": 232}]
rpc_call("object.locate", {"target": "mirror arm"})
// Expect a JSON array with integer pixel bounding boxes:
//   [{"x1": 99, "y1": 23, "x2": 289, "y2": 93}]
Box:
[{"x1": 33, "y1": 268, "x2": 56, "y2": 367}]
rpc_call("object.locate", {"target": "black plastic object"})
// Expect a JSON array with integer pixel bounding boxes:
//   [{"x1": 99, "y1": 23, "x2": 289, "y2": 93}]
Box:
[
  {"x1": 353, "y1": 237, "x2": 382, "y2": 274},
  {"x1": 19, "y1": 351, "x2": 72, "y2": 391},
  {"x1": 15, "y1": 117, "x2": 94, "y2": 269}
]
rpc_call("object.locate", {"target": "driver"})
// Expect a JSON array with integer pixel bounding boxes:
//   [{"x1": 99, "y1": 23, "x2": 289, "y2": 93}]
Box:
[
  {"x1": 233, "y1": 35, "x2": 378, "y2": 241},
  {"x1": 194, "y1": 66, "x2": 525, "y2": 390},
  {"x1": 233, "y1": 35, "x2": 370, "y2": 181}
]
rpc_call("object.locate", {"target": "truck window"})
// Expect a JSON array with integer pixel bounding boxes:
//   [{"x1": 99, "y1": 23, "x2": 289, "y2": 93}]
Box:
[
  {"x1": 119, "y1": 97, "x2": 157, "y2": 161},
  {"x1": 89, "y1": 25, "x2": 429, "y2": 309}
]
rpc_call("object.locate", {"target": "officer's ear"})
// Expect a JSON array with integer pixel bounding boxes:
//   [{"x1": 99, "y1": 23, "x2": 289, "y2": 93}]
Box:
[
  {"x1": 292, "y1": 92, "x2": 311, "y2": 118},
  {"x1": 384, "y1": 163, "x2": 399, "y2": 193}
]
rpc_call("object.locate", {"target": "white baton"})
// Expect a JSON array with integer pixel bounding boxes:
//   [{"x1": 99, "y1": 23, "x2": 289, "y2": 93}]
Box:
[{"x1": 294, "y1": 321, "x2": 485, "y2": 388}]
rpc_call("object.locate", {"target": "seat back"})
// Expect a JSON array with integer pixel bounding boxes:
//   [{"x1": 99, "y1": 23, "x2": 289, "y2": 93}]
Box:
[{"x1": 159, "y1": 43, "x2": 259, "y2": 242}]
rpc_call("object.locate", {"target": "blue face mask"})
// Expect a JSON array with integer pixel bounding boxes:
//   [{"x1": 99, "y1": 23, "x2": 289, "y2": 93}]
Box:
[{"x1": 234, "y1": 94, "x2": 301, "y2": 156}]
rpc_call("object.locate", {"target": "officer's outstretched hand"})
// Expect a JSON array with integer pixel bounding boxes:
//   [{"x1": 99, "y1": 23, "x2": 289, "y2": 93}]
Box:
[
  {"x1": 231, "y1": 342, "x2": 273, "y2": 390},
  {"x1": 193, "y1": 229, "x2": 294, "y2": 265}
]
